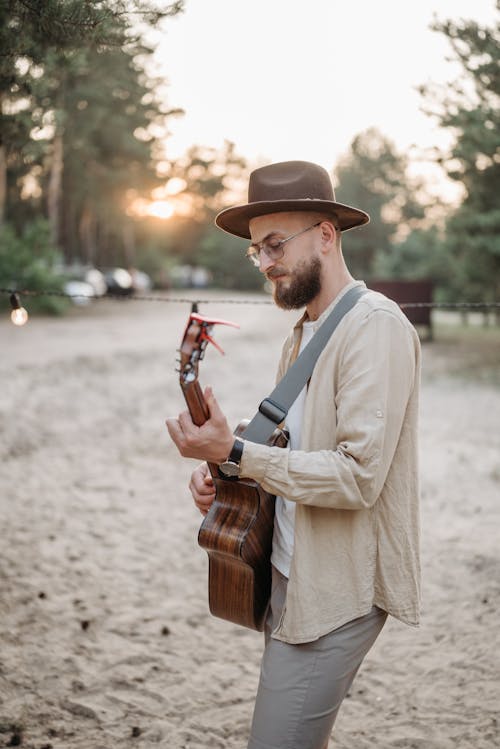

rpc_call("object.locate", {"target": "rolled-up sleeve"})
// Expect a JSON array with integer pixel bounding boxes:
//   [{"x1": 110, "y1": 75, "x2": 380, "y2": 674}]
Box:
[{"x1": 240, "y1": 308, "x2": 417, "y2": 510}]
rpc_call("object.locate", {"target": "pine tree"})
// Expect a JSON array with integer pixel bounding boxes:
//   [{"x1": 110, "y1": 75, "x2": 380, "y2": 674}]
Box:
[
  {"x1": 419, "y1": 4, "x2": 500, "y2": 305},
  {"x1": 334, "y1": 128, "x2": 425, "y2": 279}
]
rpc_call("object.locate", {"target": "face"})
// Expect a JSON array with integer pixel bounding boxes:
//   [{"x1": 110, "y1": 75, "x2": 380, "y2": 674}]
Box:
[{"x1": 249, "y1": 213, "x2": 323, "y2": 310}]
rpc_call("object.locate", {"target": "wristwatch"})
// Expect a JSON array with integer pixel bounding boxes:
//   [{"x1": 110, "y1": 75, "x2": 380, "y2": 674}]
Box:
[{"x1": 218, "y1": 437, "x2": 244, "y2": 477}]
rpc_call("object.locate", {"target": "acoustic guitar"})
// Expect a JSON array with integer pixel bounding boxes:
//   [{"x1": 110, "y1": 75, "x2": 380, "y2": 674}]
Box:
[{"x1": 178, "y1": 309, "x2": 287, "y2": 631}]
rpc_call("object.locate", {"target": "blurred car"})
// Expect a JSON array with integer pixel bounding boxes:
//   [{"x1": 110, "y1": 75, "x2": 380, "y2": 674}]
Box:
[
  {"x1": 129, "y1": 268, "x2": 152, "y2": 291},
  {"x1": 104, "y1": 268, "x2": 134, "y2": 295},
  {"x1": 64, "y1": 280, "x2": 95, "y2": 306},
  {"x1": 84, "y1": 268, "x2": 107, "y2": 296}
]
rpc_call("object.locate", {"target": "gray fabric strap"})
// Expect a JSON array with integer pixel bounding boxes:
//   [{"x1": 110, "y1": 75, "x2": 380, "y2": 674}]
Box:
[{"x1": 242, "y1": 285, "x2": 368, "y2": 445}]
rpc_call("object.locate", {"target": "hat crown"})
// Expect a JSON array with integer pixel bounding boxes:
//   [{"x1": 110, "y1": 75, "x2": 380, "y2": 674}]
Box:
[
  {"x1": 248, "y1": 161, "x2": 335, "y2": 204},
  {"x1": 215, "y1": 159, "x2": 369, "y2": 239}
]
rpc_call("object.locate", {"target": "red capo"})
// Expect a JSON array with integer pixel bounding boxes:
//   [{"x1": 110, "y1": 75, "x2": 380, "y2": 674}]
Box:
[{"x1": 189, "y1": 312, "x2": 240, "y2": 355}]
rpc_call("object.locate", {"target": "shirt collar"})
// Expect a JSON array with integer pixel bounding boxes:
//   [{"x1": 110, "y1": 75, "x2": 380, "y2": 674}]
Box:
[{"x1": 293, "y1": 280, "x2": 366, "y2": 334}]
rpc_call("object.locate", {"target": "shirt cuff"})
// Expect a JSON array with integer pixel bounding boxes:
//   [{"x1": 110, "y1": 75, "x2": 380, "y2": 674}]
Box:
[{"x1": 240, "y1": 440, "x2": 273, "y2": 482}]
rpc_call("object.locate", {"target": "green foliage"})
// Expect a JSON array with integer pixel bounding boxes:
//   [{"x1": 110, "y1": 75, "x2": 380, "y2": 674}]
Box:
[
  {"x1": 130, "y1": 142, "x2": 250, "y2": 283},
  {"x1": 419, "y1": 6, "x2": 500, "y2": 304},
  {"x1": 373, "y1": 227, "x2": 454, "y2": 299},
  {"x1": 167, "y1": 142, "x2": 248, "y2": 225},
  {"x1": 1, "y1": 0, "x2": 184, "y2": 269},
  {"x1": 196, "y1": 226, "x2": 263, "y2": 291},
  {"x1": 0, "y1": 220, "x2": 69, "y2": 314},
  {"x1": 55, "y1": 39, "x2": 169, "y2": 264},
  {"x1": 421, "y1": 10, "x2": 499, "y2": 204},
  {"x1": 376, "y1": 6, "x2": 500, "y2": 307},
  {"x1": 133, "y1": 241, "x2": 177, "y2": 289},
  {"x1": 334, "y1": 128, "x2": 426, "y2": 279},
  {"x1": 443, "y1": 208, "x2": 500, "y2": 303}
]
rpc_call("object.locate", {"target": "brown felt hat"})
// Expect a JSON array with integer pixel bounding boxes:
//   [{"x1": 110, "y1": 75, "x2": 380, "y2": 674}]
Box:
[{"x1": 215, "y1": 160, "x2": 370, "y2": 239}]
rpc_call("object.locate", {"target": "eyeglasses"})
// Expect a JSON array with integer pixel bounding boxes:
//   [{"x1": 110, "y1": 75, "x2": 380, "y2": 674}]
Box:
[{"x1": 246, "y1": 221, "x2": 322, "y2": 267}]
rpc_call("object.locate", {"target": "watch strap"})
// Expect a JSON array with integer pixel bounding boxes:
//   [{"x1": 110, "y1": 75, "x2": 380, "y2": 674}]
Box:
[{"x1": 227, "y1": 437, "x2": 244, "y2": 464}]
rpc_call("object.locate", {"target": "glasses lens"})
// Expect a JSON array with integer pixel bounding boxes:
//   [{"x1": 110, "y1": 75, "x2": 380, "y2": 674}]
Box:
[
  {"x1": 246, "y1": 238, "x2": 285, "y2": 266},
  {"x1": 246, "y1": 247, "x2": 260, "y2": 266}
]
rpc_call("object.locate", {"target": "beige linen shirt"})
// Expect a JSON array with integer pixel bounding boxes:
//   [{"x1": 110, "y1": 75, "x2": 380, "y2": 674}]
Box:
[{"x1": 240, "y1": 281, "x2": 421, "y2": 644}]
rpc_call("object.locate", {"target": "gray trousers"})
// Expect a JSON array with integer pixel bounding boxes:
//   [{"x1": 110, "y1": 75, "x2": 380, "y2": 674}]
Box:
[{"x1": 247, "y1": 567, "x2": 387, "y2": 749}]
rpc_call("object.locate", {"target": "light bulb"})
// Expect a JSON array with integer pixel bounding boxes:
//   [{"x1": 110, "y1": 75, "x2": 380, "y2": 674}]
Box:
[{"x1": 11, "y1": 306, "x2": 28, "y2": 326}]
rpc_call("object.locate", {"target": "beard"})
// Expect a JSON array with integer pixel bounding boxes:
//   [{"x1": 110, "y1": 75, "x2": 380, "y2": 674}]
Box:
[{"x1": 268, "y1": 255, "x2": 322, "y2": 310}]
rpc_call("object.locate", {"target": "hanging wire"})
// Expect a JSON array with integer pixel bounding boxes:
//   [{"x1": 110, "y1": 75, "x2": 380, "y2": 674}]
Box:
[
  {"x1": 1, "y1": 287, "x2": 500, "y2": 310},
  {"x1": 0, "y1": 287, "x2": 274, "y2": 305}
]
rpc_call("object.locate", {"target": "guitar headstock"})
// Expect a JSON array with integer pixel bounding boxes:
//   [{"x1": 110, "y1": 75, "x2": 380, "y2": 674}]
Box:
[{"x1": 178, "y1": 312, "x2": 239, "y2": 385}]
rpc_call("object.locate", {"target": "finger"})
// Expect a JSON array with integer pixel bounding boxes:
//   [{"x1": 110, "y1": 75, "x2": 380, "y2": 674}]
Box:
[
  {"x1": 195, "y1": 461, "x2": 210, "y2": 478},
  {"x1": 192, "y1": 464, "x2": 213, "y2": 489},
  {"x1": 193, "y1": 494, "x2": 215, "y2": 515},
  {"x1": 178, "y1": 410, "x2": 197, "y2": 436},
  {"x1": 199, "y1": 463, "x2": 214, "y2": 486},
  {"x1": 195, "y1": 494, "x2": 214, "y2": 508},
  {"x1": 190, "y1": 478, "x2": 215, "y2": 498},
  {"x1": 197, "y1": 505, "x2": 210, "y2": 517},
  {"x1": 204, "y1": 386, "x2": 224, "y2": 421},
  {"x1": 165, "y1": 417, "x2": 184, "y2": 445},
  {"x1": 193, "y1": 494, "x2": 214, "y2": 516},
  {"x1": 190, "y1": 469, "x2": 215, "y2": 495}
]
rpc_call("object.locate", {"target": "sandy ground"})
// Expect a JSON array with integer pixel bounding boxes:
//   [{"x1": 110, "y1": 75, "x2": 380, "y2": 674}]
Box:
[{"x1": 1, "y1": 292, "x2": 499, "y2": 749}]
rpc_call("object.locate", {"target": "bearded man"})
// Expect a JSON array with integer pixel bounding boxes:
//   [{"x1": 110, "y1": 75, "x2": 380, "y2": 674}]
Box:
[{"x1": 167, "y1": 160, "x2": 421, "y2": 749}]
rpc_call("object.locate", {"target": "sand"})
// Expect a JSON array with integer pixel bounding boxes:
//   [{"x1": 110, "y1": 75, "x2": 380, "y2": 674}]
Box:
[{"x1": 1, "y1": 292, "x2": 499, "y2": 748}]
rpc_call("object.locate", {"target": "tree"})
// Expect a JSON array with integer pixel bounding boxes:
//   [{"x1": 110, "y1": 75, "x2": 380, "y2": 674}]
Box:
[
  {"x1": 373, "y1": 226, "x2": 454, "y2": 298},
  {"x1": 143, "y1": 141, "x2": 249, "y2": 264},
  {"x1": 53, "y1": 39, "x2": 173, "y2": 266},
  {"x1": 0, "y1": 0, "x2": 184, "y2": 256},
  {"x1": 334, "y1": 128, "x2": 426, "y2": 279},
  {"x1": 0, "y1": 0, "x2": 125, "y2": 228},
  {"x1": 167, "y1": 141, "x2": 247, "y2": 222},
  {"x1": 419, "y1": 4, "x2": 500, "y2": 304},
  {"x1": 196, "y1": 225, "x2": 261, "y2": 291}
]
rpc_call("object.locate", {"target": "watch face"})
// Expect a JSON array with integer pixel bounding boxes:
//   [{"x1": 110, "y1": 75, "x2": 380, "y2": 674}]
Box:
[{"x1": 219, "y1": 461, "x2": 240, "y2": 477}]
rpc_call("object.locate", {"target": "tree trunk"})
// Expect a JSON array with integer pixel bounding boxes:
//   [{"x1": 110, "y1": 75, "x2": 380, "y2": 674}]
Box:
[
  {"x1": 48, "y1": 130, "x2": 64, "y2": 248},
  {"x1": 122, "y1": 221, "x2": 136, "y2": 267},
  {"x1": 79, "y1": 202, "x2": 97, "y2": 265},
  {"x1": 0, "y1": 143, "x2": 6, "y2": 229}
]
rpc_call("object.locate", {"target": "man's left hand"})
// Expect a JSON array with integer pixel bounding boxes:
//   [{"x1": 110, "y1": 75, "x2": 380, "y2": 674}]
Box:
[{"x1": 166, "y1": 386, "x2": 234, "y2": 464}]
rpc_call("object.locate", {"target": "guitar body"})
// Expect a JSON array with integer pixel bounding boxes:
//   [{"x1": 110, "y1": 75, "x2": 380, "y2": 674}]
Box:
[
  {"x1": 198, "y1": 468, "x2": 276, "y2": 631},
  {"x1": 178, "y1": 312, "x2": 287, "y2": 631}
]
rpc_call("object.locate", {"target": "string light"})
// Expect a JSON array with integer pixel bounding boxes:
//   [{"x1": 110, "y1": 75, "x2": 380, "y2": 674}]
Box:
[{"x1": 9, "y1": 293, "x2": 29, "y2": 326}]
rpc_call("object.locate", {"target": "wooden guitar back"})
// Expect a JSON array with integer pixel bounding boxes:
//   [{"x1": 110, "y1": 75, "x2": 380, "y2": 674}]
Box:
[{"x1": 198, "y1": 477, "x2": 275, "y2": 631}]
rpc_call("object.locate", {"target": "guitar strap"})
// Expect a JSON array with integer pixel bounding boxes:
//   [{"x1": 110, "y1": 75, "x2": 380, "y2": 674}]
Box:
[{"x1": 241, "y1": 285, "x2": 368, "y2": 445}]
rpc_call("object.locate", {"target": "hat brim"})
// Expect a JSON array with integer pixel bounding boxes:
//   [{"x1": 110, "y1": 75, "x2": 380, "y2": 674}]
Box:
[{"x1": 215, "y1": 199, "x2": 370, "y2": 239}]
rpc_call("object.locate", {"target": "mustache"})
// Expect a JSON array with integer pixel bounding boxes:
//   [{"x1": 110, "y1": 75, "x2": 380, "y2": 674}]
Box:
[{"x1": 266, "y1": 268, "x2": 288, "y2": 280}]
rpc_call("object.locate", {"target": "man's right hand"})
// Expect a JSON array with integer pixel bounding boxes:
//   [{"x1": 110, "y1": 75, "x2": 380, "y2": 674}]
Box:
[{"x1": 189, "y1": 462, "x2": 216, "y2": 516}]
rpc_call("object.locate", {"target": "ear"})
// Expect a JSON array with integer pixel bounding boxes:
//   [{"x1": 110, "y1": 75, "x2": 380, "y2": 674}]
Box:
[{"x1": 318, "y1": 221, "x2": 337, "y2": 254}]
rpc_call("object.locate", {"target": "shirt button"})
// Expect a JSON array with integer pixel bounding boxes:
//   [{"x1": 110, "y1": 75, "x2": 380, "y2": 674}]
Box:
[{"x1": 376, "y1": 410, "x2": 383, "y2": 418}]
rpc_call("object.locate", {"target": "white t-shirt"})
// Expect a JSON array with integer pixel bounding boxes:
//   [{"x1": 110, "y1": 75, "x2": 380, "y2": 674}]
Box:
[{"x1": 271, "y1": 320, "x2": 316, "y2": 578}]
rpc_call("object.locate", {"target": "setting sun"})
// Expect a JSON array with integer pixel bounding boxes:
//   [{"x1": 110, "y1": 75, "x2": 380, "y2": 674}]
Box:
[
  {"x1": 147, "y1": 200, "x2": 174, "y2": 219},
  {"x1": 127, "y1": 196, "x2": 176, "y2": 219}
]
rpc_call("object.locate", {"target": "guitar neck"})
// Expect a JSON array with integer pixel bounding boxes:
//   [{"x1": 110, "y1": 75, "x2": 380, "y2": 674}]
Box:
[
  {"x1": 181, "y1": 380, "x2": 220, "y2": 478},
  {"x1": 181, "y1": 380, "x2": 209, "y2": 426}
]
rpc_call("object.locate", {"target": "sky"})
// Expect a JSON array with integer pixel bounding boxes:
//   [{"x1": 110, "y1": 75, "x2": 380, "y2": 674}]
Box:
[{"x1": 148, "y1": 0, "x2": 497, "y2": 199}]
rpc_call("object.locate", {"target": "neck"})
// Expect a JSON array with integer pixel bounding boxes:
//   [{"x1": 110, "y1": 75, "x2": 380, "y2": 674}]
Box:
[{"x1": 306, "y1": 264, "x2": 355, "y2": 321}]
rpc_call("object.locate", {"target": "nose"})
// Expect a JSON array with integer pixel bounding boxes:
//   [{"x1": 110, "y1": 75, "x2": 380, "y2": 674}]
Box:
[{"x1": 259, "y1": 251, "x2": 276, "y2": 274}]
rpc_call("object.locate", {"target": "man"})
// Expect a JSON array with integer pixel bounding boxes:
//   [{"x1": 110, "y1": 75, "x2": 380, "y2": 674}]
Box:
[{"x1": 166, "y1": 161, "x2": 421, "y2": 749}]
